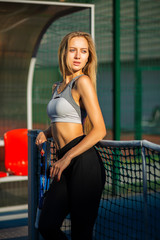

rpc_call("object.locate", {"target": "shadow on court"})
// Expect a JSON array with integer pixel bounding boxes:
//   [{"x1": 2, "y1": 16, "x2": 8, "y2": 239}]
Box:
[
  {"x1": 95, "y1": 192, "x2": 160, "y2": 240},
  {"x1": 0, "y1": 193, "x2": 159, "y2": 239}
]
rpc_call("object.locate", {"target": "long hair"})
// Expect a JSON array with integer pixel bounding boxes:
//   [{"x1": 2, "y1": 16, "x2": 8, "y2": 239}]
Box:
[
  {"x1": 58, "y1": 31, "x2": 98, "y2": 134},
  {"x1": 58, "y1": 31, "x2": 97, "y2": 89}
]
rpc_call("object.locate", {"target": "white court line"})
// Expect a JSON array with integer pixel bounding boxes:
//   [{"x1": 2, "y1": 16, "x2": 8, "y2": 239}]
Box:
[
  {"x1": 0, "y1": 176, "x2": 28, "y2": 183},
  {"x1": 0, "y1": 204, "x2": 28, "y2": 213},
  {"x1": 0, "y1": 213, "x2": 28, "y2": 221},
  {"x1": 0, "y1": 204, "x2": 28, "y2": 221}
]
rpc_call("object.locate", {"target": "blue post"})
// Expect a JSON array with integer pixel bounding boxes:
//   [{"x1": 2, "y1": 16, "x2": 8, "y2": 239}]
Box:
[{"x1": 28, "y1": 129, "x2": 43, "y2": 240}]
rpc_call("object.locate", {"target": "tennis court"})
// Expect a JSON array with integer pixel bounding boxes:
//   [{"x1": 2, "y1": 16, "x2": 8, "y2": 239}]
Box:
[
  {"x1": 96, "y1": 193, "x2": 160, "y2": 240},
  {"x1": 59, "y1": 193, "x2": 160, "y2": 240},
  {"x1": 0, "y1": 205, "x2": 28, "y2": 240},
  {"x1": 27, "y1": 131, "x2": 160, "y2": 240},
  {"x1": 0, "y1": 192, "x2": 159, "y2": 240}
]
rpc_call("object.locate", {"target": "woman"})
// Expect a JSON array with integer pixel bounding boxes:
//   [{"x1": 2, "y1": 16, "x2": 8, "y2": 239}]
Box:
[{"x1": 36, "y1": 31, "x2": 106, "y2": 240}]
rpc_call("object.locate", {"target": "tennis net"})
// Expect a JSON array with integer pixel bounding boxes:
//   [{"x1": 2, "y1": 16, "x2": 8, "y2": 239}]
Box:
[{"x1": 28, "y1": 130, "x2": 160, "y2": 240}]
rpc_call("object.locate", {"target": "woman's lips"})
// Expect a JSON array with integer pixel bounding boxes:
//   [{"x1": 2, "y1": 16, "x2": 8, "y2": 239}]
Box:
[{"x1": 73, "y1": 61, "x2": 81, "y2": 66}]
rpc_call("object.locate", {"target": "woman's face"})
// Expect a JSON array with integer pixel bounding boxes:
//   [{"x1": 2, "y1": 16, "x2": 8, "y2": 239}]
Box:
[{"x1": 67, "y1": 36, "x2": 89, "y2": 74}]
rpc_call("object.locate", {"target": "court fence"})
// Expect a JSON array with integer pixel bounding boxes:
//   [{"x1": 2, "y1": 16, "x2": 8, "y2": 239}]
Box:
[{"x1": 28, "y1": 130, "x2": 160, "y2": 240}]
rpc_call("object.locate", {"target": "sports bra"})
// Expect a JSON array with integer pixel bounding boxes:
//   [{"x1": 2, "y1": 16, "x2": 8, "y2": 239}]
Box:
[{"x1": 47, "y1": 75, "x2": 87, "y2": 124}]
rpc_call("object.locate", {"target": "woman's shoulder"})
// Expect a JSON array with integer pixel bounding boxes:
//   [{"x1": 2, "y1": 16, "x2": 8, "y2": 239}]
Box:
[
  {"x1": 76, "y1": 75, "x2": 92, "y2": 89},
  {"x1": 76, "y1": 75, "x2": 94, "y2": 96}
]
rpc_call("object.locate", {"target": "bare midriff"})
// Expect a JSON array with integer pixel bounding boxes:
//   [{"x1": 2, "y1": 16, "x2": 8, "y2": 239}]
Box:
[{"x1": 51, "y1": 122, "x2": 84, "y2": 150}]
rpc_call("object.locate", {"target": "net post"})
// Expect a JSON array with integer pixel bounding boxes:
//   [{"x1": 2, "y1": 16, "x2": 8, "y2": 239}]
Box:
[
  {"x1": 141, "y1": 141, "x2": 148, "y2": 240},
  {"x1": 28, "y1": 129, "x2": 42, "y2": 240}
]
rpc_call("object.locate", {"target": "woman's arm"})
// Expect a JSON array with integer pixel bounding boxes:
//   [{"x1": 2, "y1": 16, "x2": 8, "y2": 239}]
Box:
[
  {"x1": 51, "y1": 75, "x2": 106, "y2": 181},
  {"x1": 35, "y1": 125, "x2": 52, "y2": 145},
  {"x1": 68, "y1": 75, "x2": 106, "y2": 158}
]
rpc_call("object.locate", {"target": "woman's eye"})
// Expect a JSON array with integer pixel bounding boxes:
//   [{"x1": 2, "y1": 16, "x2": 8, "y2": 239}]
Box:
[{"x1": 70, "y1": 49, "x2": 75, "y2": 52}]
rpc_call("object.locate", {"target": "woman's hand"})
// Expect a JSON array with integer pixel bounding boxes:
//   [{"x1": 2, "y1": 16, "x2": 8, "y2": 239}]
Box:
[
  {"x1": 50, "y1": 152, "x2": 72, "y2": 182},
  {"x1": 35, "y1": 131, "x2": 47, "y2": 145}
]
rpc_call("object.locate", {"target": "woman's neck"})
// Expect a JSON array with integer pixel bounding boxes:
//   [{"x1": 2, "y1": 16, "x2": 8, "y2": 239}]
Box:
[{"x1": 65, "y1": 70, "x2": 83, "y2": 84}]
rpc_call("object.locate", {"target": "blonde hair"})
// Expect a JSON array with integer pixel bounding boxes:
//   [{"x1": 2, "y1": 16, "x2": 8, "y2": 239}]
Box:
[
  {"x1": 58, "y1": 31, "x2": 98, "y2": 134},
  {"x1": 58, "y1": 31, "x2": 97, "y2": 90}
]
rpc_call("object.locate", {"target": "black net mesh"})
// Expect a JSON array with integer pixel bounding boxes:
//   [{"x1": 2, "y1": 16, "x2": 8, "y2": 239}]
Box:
[{"x1": 37, "y1": 139, "x2": 160, "y2": 240}]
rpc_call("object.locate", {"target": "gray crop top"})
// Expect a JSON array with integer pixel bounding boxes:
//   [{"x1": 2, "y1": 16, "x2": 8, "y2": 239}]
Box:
[{"x1": 47, "y1": 75, "x2": 87, "y2": 124}]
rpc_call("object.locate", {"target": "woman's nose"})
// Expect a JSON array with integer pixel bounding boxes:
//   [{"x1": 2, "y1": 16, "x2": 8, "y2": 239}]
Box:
[{"x1": 75, "y1": 50, "x2": 80, "y2": 59}]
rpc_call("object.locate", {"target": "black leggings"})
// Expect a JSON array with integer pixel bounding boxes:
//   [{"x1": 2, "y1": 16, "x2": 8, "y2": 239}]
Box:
[{"x1": 38, "y1": 135, "x2": 105, "y2": 240}]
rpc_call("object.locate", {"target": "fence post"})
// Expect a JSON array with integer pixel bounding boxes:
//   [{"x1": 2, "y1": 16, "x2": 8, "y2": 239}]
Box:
[
  {"x1": 141, "y1": 141, "x2": 148, "y2": 240},
  {"x1": 113, "y1": 0, "x2": 121, "y2": 141},
  {"x1": 134, "y1": 0, "x2": 142, "y2": 140}
]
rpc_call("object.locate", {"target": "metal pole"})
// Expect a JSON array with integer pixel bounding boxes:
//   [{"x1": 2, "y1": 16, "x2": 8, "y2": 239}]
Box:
[
  {"x1": 134, "y1": 0, "x2": 142, "y2": 140},
  {"x1": 112, "y1": 0, "x2": 121, "y2": 195},
  {"x1": 28, "y1": 129, "x2": 41, "y2": 240},
  {"x1": 90, "y1": 4, "x2": 95, "y2": 41},
  {"x1": 141, "y1": 142, "x2": 148, "y2": 240},
  {"x1": 27, "y1": 58, "x2": 36, "y2": 130},
  {"x1": 113, "y1": 0, "x2": 121, "y2": 141}
]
